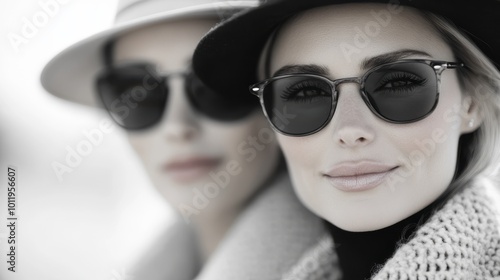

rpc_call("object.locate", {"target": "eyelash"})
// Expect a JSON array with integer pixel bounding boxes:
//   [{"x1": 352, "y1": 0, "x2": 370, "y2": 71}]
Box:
[
  {"x1": 280, "y1": 80, "x2": 331, "y2": 102},
  {"x1": 374, "y1": 72, "x2": 426, "y2": 92}
]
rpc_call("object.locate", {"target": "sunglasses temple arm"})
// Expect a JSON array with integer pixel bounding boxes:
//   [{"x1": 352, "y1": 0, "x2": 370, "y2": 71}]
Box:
[{"x1": 444, "y1": 62, "x2": 465, "y2": 69}]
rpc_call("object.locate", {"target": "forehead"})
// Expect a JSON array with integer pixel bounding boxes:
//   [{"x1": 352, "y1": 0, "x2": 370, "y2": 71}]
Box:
[{"x1": 270, "y1": 3, "x2": 454, "y2": 76}]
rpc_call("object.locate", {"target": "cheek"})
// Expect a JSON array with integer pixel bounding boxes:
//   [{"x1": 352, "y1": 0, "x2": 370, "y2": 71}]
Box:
[
  {"x1": 125, "y1": 130, "x2": 167, "y2": 175},
  {"x1": 202, "y1": 113, "x2": 280, "y2": 166},
  {"x1": 388, "y1": 74, "x2": 464, "y2": 193},
  {"x1": 202, "y1": 114, "x2": 282, "y2": 201},
  {"x1": 277, "y1": 134, "x2": 325, "y2": 210},
  {"x1": 390, "y1": 71, "x2": 463, "y2": 155},
  {"x1": 277, "y1": 135, "x2": 316, "y2": 174},
  {"x1": 126, "y1": 131, "x2": 157, "y2": 160}
]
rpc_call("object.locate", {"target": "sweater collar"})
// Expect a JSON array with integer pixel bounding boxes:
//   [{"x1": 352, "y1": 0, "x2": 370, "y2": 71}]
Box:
[
  {"x1": 283, "y1": 183, "x2": 500, "y2": 280},
  {"x1": 325, "y1": 197, "x2": 440, "y2": 280}
]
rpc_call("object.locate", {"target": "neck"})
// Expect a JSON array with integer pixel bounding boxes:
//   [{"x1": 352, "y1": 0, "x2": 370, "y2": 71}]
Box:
[{"x1": 326, "y1": 200, "x2": 440, "y2": 280}]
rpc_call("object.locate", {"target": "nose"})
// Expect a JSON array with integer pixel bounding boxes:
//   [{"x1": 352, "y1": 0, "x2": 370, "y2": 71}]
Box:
[
  {"x1": 161, "y1": 77, "x2": 200, "y2": 142},
  {"x1": 331, "y1": 83, "x2": 375, "y2": 148}
]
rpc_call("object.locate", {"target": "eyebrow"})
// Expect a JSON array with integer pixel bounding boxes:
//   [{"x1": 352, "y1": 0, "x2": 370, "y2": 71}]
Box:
[
  {"x1": 272, "y1": 49, "x2": 432, "y2": 77},
  {"x1": 273, "y1": 64, "x2": 329, "y2": 77},
  {"x1": 361, "y1": 49, "x2": 432, "y2": 70}
]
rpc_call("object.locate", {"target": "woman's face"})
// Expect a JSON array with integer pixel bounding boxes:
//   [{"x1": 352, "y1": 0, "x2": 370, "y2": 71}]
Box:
[
  {"x1": 267, "y1": 4, "x2": 478, "y2": 231},
  {"x1": 114, "y1": 19, "x2": 280, "y2": 220}
]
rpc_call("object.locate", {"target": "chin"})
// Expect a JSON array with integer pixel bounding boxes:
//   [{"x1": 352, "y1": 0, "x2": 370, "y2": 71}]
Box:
[{"x1": 326, "y1": 214, "x2": 401, "y2": 232}]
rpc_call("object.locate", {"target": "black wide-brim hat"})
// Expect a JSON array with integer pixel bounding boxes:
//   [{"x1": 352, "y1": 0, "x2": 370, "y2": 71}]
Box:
[{"x1": 193, "y1": 0, "x2": 500, "y2": 96}]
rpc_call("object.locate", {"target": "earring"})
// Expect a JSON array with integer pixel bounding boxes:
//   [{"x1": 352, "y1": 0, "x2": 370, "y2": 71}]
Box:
[{"x1": 468, "y1": 119, "x2": 474, "y2": 127}]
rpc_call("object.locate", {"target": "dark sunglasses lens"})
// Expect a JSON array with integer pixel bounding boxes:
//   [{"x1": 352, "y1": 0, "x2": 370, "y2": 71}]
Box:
[
  {"x1": 97, "y1": 64, "x2": 167, "y2": 130},
  {"x1": 186, "y1": 73, "x2": 258, "y2": 121},
  {"x1": 263, "y1": 76, "x2": 333, "y2": 135},
  {"x1": 364, "y1": 62, "x2": 438, "y2": 122}
]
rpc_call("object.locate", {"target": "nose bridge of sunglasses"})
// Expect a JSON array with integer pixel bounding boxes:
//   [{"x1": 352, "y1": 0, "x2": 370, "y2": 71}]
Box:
[
  {"x1": 333, "y1": 77, "x2": 363, "y2": 95},
  {"x1": 164, "y1": 84, "x2": 199, "y2": 121},
  {"x1": 333, "y1": 77, "x2": 372, "y2": 115},
  {"x1": 148, "y1": 65, "x2": 194, "y2": 96}
]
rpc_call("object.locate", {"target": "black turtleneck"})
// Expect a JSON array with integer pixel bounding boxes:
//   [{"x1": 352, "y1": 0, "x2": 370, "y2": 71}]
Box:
[{"x1": 325, "y1": 200, "x2": 441, "y2": 280}]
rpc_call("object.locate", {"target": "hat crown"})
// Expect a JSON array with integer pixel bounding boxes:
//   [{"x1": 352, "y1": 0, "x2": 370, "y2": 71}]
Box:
[
  {"x1": 41, "y1": 0, "x2": 260, "y2": 107},
  {"x1": 114, "y1": 0, "x2": 255, "y2": 24}
]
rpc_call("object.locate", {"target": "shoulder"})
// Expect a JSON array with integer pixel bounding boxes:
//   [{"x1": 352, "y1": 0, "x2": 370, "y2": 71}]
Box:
[{"x1": 373, "y1": 180, "x2": 500, "y2": 278}]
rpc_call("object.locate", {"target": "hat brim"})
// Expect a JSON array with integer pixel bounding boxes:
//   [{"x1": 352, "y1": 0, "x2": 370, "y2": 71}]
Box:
[
  {"x1": 193, "y1": 0, "x2": 500, "y2": 96},
  {"x1": 41, "y1": 1, "x2": 258, "y2": 107}
]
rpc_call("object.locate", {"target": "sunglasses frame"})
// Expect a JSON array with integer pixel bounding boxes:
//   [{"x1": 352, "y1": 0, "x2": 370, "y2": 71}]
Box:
[
  {"x1": 97, "y1": 61, "x2": 261, "y2": 130},
  {"x1": 96, "y1": 62, "x2": 216, "y2": 130},
  {"x1": 249, "y1": 59, "x2": 464, "y2": 137}
]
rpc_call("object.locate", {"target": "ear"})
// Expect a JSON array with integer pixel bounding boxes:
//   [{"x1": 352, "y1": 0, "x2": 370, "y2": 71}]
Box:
[{"x1": 460, "y1": 95, "x2": 483, "y2": 134}]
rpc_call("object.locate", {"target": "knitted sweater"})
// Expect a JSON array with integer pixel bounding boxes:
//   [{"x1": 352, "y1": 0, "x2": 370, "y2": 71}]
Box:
[
  {"x1": 131, "y1": 171, "x2": 325, "y2": 280},
  {"x1": 283, "y1": 183, "x2": 500, "y2": 280}
]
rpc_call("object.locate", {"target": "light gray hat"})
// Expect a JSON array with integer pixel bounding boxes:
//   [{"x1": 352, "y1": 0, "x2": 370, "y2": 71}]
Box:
[{"x1": 40, "y1": 0, "x2": 258, "y2": 107}]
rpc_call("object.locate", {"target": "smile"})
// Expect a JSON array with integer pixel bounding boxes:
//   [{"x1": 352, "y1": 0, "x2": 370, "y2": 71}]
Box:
[{"x1": 323, "y1": 162, "x2": 399, "y2": 192}]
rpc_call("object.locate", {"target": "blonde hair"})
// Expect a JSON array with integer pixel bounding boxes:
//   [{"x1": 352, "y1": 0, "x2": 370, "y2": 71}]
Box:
[{"x1": 423, "y1": 12, "x2": 500, "y2": 197}]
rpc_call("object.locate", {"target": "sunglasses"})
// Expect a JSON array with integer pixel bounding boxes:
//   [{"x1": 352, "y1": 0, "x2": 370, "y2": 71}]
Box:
[
  {"x1": 250, "y1": 59, "x2": 464, "y2": 136},
  {"x1": 96, "y1": 62, "x2": 257, "y2": 130}
]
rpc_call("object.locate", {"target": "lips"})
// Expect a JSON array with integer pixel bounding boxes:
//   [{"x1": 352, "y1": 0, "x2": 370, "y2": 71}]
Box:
[
  {"x1": 163, "y1": 157, "x2": 222, "y2": 183},
  {"x1": 323, "y1": 161, "x2": 398, "y2": 192}
]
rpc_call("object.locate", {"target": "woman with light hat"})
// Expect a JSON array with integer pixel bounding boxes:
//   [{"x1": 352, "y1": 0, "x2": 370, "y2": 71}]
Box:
[
  {"x1": 193, "y1": 0, "x2": 500, "y2": 278},
  {"x1": 41, "y1": 0, "x2": 325, "y2": 279}
]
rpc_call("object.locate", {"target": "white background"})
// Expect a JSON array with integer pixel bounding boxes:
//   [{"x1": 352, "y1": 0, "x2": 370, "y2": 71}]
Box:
[{"x1": 0, "y1": 1, "x2": 175, "y2": 279}]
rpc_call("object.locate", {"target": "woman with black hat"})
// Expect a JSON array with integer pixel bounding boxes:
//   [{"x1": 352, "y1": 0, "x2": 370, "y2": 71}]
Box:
[
  {"x1": 194, "y1": 0, "x2": 500, "y2": 278},
  {"x1": 41, "y1": 0, "x2": 325, "y2": 279}
]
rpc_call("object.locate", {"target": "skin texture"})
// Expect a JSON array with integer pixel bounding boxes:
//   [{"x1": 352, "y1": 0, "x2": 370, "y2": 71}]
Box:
[
  {"x1": 266, "y1": 4, "x2": 481, "y2": 231},
  {"x1": 113, "y1": 18, "x2": 280, "y2": 258}
]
